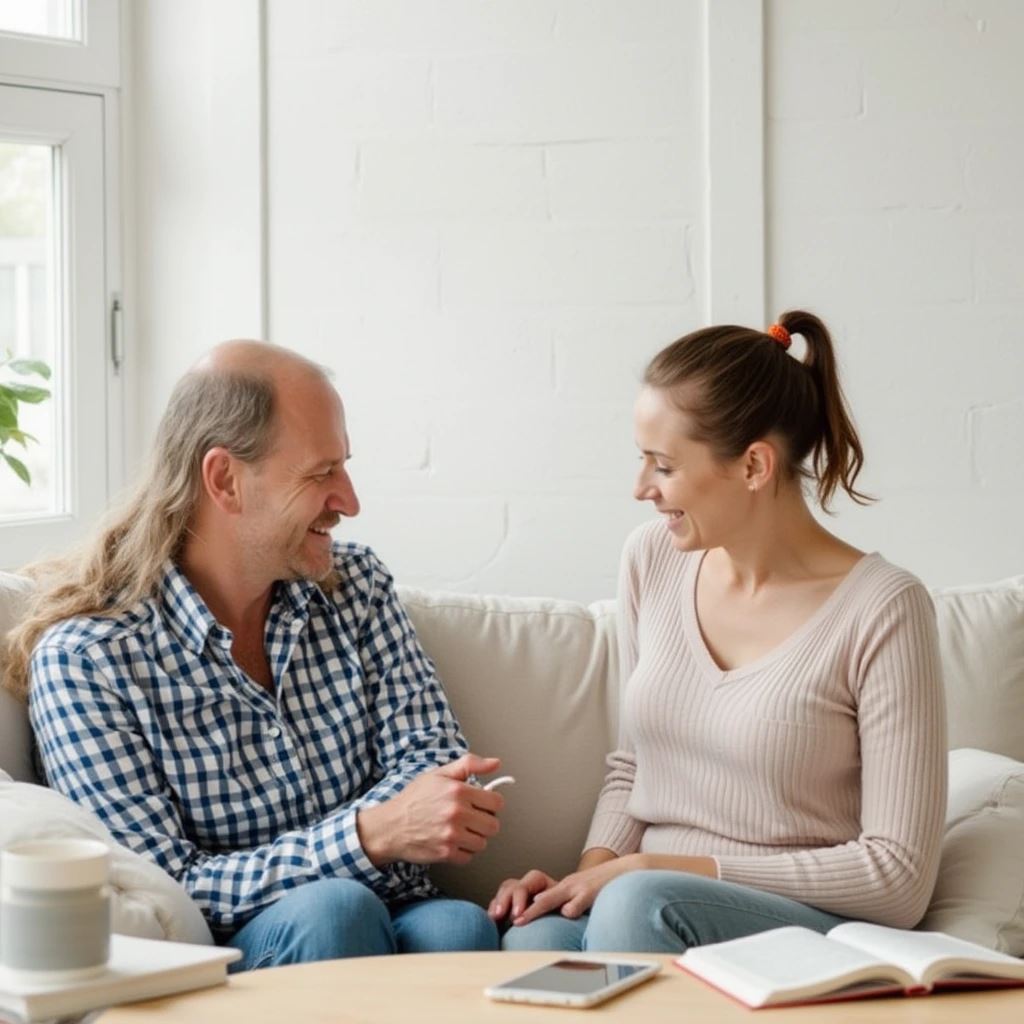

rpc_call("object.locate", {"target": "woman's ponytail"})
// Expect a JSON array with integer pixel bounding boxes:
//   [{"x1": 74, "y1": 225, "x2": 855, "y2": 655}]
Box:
[{"x1": 778, "y1": 309, "x2": 871, "y2": 509}]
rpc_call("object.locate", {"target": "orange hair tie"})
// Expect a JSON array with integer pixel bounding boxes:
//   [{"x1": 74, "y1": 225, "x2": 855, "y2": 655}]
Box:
[{"x1": 766, "y1": 323, "x2": 791, "y2": 349}]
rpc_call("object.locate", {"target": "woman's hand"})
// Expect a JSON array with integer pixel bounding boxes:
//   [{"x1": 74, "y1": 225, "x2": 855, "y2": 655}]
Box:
[
  {"x1": 488, "y1": 869, "x2": 560, "y2": 922},
  {"x1": 509, "y1": 855, "x2": 640, "y2": 926},
  {"x1": 497, "y1": 853, "x2": 718, "y2": 928}
]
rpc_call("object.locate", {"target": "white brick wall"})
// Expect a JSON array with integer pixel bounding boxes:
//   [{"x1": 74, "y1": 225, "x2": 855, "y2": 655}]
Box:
[
  {"x1": 265, "y1": 0, "x2": 704, "y2": 601},
  {"x1": 129, "y1": 0, "x2": 1024, "y2": 600},
  {"x1": 767, "y1": 0, "x2": 1024, "y2": 587}
]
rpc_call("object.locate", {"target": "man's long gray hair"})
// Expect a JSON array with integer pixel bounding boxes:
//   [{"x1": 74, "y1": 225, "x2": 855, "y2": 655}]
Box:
[{"x1": 3, "y1": 368, "x2": 281, "y2": 699}]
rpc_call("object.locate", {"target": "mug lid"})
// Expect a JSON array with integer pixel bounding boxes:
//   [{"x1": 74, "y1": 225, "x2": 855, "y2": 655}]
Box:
[{"x1": 1, "y1": 839, "x2": 110, "y2": 890}]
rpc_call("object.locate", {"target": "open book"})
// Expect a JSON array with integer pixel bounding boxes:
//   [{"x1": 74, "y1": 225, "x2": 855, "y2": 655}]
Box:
[
  {"x1": 0, "y1": 934, "x2": 240, "y2": 1023},
  {"x1": 676, "y1": 923, "x2": 1024, "y2": 1009}
]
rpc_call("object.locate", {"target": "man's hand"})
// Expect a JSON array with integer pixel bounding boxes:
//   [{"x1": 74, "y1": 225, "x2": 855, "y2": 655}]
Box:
[{"x1": 356, "y1": 753, "x2": 504, "y2": 867}]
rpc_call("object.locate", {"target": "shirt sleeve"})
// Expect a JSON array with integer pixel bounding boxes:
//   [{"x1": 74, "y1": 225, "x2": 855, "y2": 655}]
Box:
[
  {"x1": 349, "y1": 551, "x2": 468, "y2": 809},
  {"x1": 583, "y1": 528, "x2": 649, "y2": 856},
  {"x1": 713, "y1": 583, "x2": 948, "y2": 928},
  {"x1": 29, "y1": 641, "x2": 389, "y2": 937}
]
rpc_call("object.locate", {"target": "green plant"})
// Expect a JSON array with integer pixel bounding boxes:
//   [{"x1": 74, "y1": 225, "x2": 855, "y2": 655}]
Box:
[{"x1": 0, "y1": 351, "x2": 51, "y2": 485}]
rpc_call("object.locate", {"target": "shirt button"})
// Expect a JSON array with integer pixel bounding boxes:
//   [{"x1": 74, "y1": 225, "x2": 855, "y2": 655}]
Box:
[{"x1": 268, "y1": 725, "x2": 282, "y2": 738}]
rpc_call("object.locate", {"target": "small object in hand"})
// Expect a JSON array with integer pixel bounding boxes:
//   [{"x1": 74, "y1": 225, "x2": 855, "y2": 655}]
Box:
[{"x1": 481, "y1": 775, "x2": 515, "y2": 791}]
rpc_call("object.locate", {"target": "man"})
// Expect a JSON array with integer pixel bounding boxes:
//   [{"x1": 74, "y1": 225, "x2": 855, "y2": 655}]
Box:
[{"x1": 21, "y1": 342, "x2": 503, "y2": 967}]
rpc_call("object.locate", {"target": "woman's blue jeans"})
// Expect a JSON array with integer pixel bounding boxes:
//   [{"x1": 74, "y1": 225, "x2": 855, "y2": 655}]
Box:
[
  {"x1": 501, "y1": 870, "x2": 848, "y2": 952},
  {"x1": 227, "y1": 878, "x2": 498, "y2": 971}
]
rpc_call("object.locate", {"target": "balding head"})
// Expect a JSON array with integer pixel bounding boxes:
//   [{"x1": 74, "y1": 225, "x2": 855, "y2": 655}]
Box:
[
  {"x1": 185, "y1": 340, "x2": 341, "y2": 457},
  {"x1": 196, "y1": 340, "x2": 330, "y2": 390}
]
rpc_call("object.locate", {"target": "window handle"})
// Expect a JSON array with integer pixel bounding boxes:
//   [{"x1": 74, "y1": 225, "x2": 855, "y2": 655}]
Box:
[{"x1": 110, "y1": 293, "x2": 123, "y2": 374}]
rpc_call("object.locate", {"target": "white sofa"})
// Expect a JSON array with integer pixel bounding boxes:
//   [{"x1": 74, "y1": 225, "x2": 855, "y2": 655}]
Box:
[{"x1": 3, "y1": 570, "x2": 1024, "y2": 954}]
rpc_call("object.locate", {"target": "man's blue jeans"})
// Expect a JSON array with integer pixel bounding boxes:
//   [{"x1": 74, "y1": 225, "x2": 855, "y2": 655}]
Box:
[
  {"x1": 226, "y1": 879, "x2": 498, "y2": 971},
  {"x1": 501, "y1": 871, "x2": 848, "y2": 952}
]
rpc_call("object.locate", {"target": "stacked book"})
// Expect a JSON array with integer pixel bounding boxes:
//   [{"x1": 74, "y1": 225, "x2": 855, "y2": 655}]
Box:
[{"x1": 0, "y1": 935, "x2": 239, "y2": 1023}]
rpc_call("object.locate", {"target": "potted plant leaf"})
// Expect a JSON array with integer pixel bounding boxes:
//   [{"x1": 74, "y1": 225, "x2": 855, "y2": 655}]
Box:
[{"x1": 0, "y1": 351, "x2": 52, "y2": 485}]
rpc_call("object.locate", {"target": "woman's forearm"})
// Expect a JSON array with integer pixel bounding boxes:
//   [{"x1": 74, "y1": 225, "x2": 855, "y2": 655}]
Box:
[
  {"x1": 635, "y1": 853, "x2": 719, "y2": 878},
  {"x1": 577, "y1": 847, "x2": 619, "y2": 871},
  {"x1": 578, "y1": 848, "x2": 718, "y2": 878}
]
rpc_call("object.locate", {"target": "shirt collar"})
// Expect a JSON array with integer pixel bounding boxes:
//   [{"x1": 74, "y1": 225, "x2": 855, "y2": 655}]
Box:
[
  {"x1": 277, "y1": 576, "x2": 332, "y2": 620},
  {"x1": 159, "y1": 562, "x2": 331, "y2": 654},
  {"x1": 159, "y1": 562, "x2": 221, "y2": 654}
]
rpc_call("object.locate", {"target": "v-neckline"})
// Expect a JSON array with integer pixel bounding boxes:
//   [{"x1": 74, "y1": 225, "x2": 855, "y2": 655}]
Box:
[{"x1": 683, "y1": 548, "x2": 877, "y2": 685}]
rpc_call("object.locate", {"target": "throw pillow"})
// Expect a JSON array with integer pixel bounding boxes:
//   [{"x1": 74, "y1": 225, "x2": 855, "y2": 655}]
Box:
[
  {"x1": 920, "y1": 748, "x2": 1024, "y2": 954},
  {"x1": 0, "y1": 770, "x2": 212, "y2": 945},
  {"x1": 931, "y1": 576, "x2": 1024, "y2": 762}
]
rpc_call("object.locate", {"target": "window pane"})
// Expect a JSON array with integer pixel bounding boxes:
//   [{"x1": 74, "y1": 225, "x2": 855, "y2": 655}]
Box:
[
  {"x1": 0, "y1": 0, "x2": 80, "y2": 41},
  {"x1": 0, "y1": 267, "x2": 14, "y2": 349},
  {"x1": 0, "y1": 140, "x2": 59, "y2": 520}
]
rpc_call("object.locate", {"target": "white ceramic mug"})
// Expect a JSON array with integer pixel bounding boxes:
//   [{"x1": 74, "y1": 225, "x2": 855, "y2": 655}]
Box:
[{"x1": 0, "y1": 838, "x2": 112, "y2": 981}]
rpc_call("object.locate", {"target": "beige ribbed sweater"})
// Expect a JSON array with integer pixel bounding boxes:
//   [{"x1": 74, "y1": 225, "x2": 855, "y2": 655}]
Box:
[{"x1": 585, "y1": 520, "x2": 947, "y2": 928}]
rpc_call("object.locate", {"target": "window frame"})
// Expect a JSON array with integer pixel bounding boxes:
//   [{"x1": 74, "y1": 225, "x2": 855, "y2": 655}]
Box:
[{"x1": 0, "y1": 0, "x2": 119, "y2": 88}]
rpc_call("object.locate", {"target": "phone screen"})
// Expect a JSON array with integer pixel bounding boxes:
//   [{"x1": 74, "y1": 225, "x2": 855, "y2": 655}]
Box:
[{"x1": 492, "y1": 959, "x2": 650, "y2": 996}]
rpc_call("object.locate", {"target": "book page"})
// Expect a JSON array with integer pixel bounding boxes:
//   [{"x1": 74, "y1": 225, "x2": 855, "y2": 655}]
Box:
[
  {"x1": 678, "y1": 926, "x2": 913, "y2": 1007},
  {"x1": 828, "y1": 922, "x2": 1024, "y2": 987}
]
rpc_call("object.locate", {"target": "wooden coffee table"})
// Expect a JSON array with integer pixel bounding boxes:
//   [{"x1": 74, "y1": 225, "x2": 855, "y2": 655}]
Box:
[{"x1": 98, "y1": 951, "x2": 1024, "y2": 1022}]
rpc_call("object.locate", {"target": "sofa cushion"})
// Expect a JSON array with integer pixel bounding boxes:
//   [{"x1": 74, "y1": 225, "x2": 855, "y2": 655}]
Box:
[
  {"x1": 398, "y1": 586, "x2": 618, "y2": 908},
  {"x1": 0, "y1": 571, "x2": 36, "y2": 783},
  {"x1": 0, "y1": 768, "x2": 212, "y2": 944},
  {"x1": 0, "y1": 686, "x2": 34, "y2": 784},
  {"x1": 932, "y1": 575, "x2": 1024, "y2": 762},
  {"x1": 920, "y1": 748, "x2": 1024, "y2": 954}
]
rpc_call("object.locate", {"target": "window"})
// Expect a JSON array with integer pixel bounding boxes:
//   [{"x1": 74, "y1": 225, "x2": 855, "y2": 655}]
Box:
[
  {"x1": 0, "y1": 0, "x2": 118, "y2": 86},
  {"x1": 0, "y1": 138, "x2": 58, "y2": 518},
  {"x1": 0, "y1": 0, "x2": 82, "y2": 42},
  {"x1": 0, "y1": 0, "x2": 119, "y2": 569}
]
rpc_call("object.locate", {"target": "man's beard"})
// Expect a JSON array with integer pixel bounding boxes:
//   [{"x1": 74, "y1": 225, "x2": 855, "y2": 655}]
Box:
[{"x1": 285, "y1": 540, "x2": 334, "y2": 582}]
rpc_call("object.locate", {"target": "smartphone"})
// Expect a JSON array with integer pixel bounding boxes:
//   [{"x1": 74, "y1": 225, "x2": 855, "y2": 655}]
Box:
[{"x1": 485, "y1": 957, "x2": 661, "y2": 1008}]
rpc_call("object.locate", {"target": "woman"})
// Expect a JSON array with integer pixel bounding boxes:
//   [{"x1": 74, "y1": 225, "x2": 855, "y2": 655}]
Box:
[{"x1": 491, "y1": 310, "x2": 946, "y2": 953}]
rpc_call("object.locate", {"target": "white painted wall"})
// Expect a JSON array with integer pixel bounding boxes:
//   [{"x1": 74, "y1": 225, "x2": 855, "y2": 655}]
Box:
[
  {"x1": 128, "y1": 0, "x2": 1024, "y2": 601},
  {"x1": 127, "y1": 0, "x2": 264, "y2": 471}
]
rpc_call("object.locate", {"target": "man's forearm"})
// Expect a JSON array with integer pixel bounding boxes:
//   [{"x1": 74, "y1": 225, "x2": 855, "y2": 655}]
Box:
[{"x1": 356, "y1": 802, "x2": 395, "y2": 867}]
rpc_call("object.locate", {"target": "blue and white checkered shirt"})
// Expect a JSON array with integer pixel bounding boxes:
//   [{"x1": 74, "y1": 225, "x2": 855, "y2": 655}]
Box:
[{"x1": 29, "y1": 543, "x2": 467, "y2": 937}]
